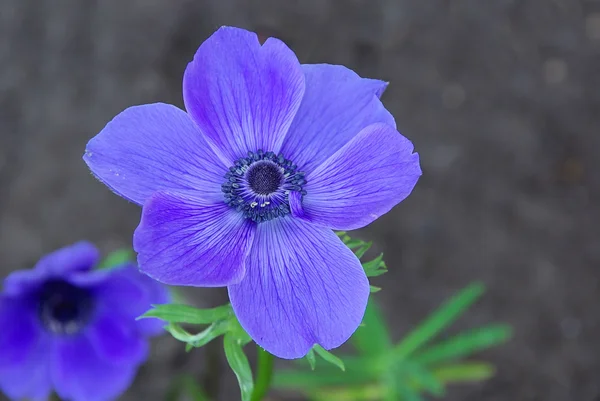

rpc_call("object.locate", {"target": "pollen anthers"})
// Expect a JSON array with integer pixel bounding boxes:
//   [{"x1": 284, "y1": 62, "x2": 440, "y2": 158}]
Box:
[{"x1": 221, "y1": 149, "x2": 306, "y2": 223}]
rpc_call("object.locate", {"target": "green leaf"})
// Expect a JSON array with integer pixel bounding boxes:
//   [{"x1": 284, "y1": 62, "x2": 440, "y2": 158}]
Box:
[
  {"x1": 227, "y1": 316, "x2": 252, "y2": 346},
  {"x1": 400, "y1": 361, "x2": 445, "y2": 396},
  {"x1": 393, "y1": 385, "x2": 424, "y2": 401},
  {"x1": 354, "y1": 242, "x2": 373, "y2": 259},
  {"x1": 224, "y1": 333, "x2": 254, "y2": 401},
  {"x1": 393, "y1": 282, "x2": 485, "y2": 359},
  {"x1": 140, "y1": 303, "x2": 232, "y2": 325},
  {"x1": 346, "y1": 239, "x2": 365, "y2": 249},
  {"x1": 338, "y1": 232, "x2": 370, "y2": 252},
  {"x1": 385, "y1": 366, "x2": 423, "y2": 401},
  {"x1": 185, "y1": 320, "x2": 231, "y2": 351},
  {"x1": 165, "y1": 321, "x2": 228, "y2": 349},
  {"x1": 412, "y1": 324, "x2": 512, "y2": 365},
  {"x1": 362, "y1": 254, "x2": 387, "y2": 277},
  {"x1": 165, "y1": 323, "x2": 194, "y2": 342},
  {"x1": 181, "y1": 375, "x2": 211, "y2": 401},
  {"x1": 305, "y1": 348, "x2": 317, "y2": 370},
  {"x1": 274, "y1": 362, "x2": 372, "y2": 390},
  {"x1": 370, "y1": 285, "x2": 381, "y2": 293},
  {"x1": 432, "y1": 362, "x2": 495, "y2": 383},
  {"x1": 97, "y1": 248, "x2": 134, "y2": 270},
  {"x1": 338, "y1": 231, "x2": 388, "y2": 280},
  {"x1": 352, "y1": 300, "x2": 392, "y2": 356},
  {"x1": 310, "y1": 385, "x2": 384, "y2": 401},
  {"x1": 313, "y1": 345, "x2": 345, "y2": 371}
]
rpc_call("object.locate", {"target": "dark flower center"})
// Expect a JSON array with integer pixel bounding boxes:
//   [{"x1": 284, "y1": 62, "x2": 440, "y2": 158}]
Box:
[
  {"x1": 37, "y1": 279, "x2": 94, "y2": 335},
  {"x1": 247, "y1": 161, "x2": 283, "y2": 195},
  {"x1": 221, "y1": 150, "x2": 307, "y2": 223}
]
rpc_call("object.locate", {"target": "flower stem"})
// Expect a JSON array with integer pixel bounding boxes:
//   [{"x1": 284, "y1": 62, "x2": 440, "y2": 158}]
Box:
[{"x1": 250, "y1": 347, "x2": 274, "y2": 401}]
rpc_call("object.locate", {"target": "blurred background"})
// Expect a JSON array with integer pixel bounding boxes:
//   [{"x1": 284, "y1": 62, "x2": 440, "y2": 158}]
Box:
[{"x1": 1, "y1": 0, "x2": 599, "y2": 400}]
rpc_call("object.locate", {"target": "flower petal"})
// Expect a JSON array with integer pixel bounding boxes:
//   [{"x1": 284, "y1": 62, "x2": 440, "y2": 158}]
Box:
[
  {"x1": 133, "y1": 190, "x2": 255, "y2": 287},
  {"x1": 3, "y1": 242, "x2": 99, "y2": 296},
  {"x1": 295, "y1": 123, "x2": 421, "y2": 230},
  {"x1": 51, "y1": 335, "x2": 138, "y2": 401},
  {"x1": 89, "y1": 266, "x2": 171, "y2": 336},
  {"x1": 0, "y1": 350, "x2": 51, "y2": 401},
  {"x1": 0, "y1": 297, "x2": 41, "y2": 370},
  {"x1": 0, "y1": 298, "x2": 51, "y2": 401},
  {"x1": 84, "y1": 103, "x2": 227, "y2": 205},
  {"x1": 280, "y1": 64, "x2": 395, "y2": 173},
  {"x1": 183, "y1": 26, "x2": 305, "y2": 164},
  {"x1": 0, "y1": 361, "x2": 51, "y2": 401},
  {"x1": 87, "y1": 313, "x2": 149, "y2": 364},
  {"x1": 228, "y1": 217, "x2": 369, "y2": 359}
]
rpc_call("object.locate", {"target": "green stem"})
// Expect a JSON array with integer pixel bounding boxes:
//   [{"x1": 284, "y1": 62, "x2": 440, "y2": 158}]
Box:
[{"x1": 250, "y1": 347, "x2": 274, "y2": 401}]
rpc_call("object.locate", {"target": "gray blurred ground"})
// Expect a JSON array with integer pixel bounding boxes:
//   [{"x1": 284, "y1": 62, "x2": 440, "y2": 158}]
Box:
[{"x1": 1, "y1": 0, "x2": 599, "y2": 400}]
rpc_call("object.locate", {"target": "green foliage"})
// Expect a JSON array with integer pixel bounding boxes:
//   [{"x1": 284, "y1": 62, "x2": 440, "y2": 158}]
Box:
[
  {"x1": 140, "y1": 303, "x2": 233, "y2": 325},
  {"x1": 96, "y1": 248, "x2": 135, "y2": 269},
  {"x1": 274, "y1": 283, "x2": 512, "y2": 401},
  {"x1": 338, "y1": 232, "x2": 387, "y2": 277},
  {"x1": 393, "y1": 282, "x2": 485, "y2": 359},
  {"x1": 411, "y1": 324, "x2": 512, "y2": 365},
  {"x1": 141, "y1": 302, "x2": 253, "y2": 400},
  {"x1": 352, "y1": 301, "x2": 392, "y2": 357},
  {"x1": 306, "y1": 348, "x2": 317, "y2": 370},
  {"x1": 313, "y1": 345, "x2": 346, "y2": 371},
  {"x1": 224, "y1": 333, "x2": 254, "y2": 401}
]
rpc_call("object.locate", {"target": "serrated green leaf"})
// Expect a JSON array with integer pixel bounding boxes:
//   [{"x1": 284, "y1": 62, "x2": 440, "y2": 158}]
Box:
[
  {"x1": 338, "y1": 232, "x2": 388, "y2": 280},
  {"x1": 362, "y1": 254, "x2": 387, "y2": 277},
  {"x1": 412, "y1": 324, "x2": 512, "y2": 365},
  {"x1": 352, "y1": 300, "x2": 392, "y2": 357},
  {"x1": 343, "y1": 236, "x2": 364, "y2": 248},
  {"x1": 305, "y1": 348, "x2": 316, "y2": 370},
  {"x1": 365, "y1": 269, "x2": 388, "y2": 278},
  {"x1": 97, "y1": 248, "x2": 134, "y2": 270},
  {"x1": 432, "y1": 362, "x2": 495, "y2": 383},
  {"x1": 355, "y1": 244, "x2": 372, "y2": 259},
  {"x1": 140, "y1": 303, "x2": 232, "y2": 325},
  {"x1": 393, "y1": 282, "x2": 485, "y2": 360},
  {"x1": 338, "y1": 232, "x2": 370, "y2": 252},
  {"x1": 313, "y1": 345, "x2": 345, "y2": 371},
  {"x1": 224, "y1": 333, "x2": 254, "y2": 401}
]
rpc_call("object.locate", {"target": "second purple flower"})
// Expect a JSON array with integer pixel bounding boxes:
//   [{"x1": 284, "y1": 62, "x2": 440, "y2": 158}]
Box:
[{"x1": 84, "y1": 26, "x2": 421, "y2": 359}]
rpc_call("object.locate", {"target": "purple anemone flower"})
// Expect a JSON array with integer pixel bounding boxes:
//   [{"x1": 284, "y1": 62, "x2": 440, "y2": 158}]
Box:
[
  {"x1": 0, "y1": 242, "x2": 169, "y2": 401},
  {"x1": 84, "y1": 26, "x2": 421, "y2": 359}
]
